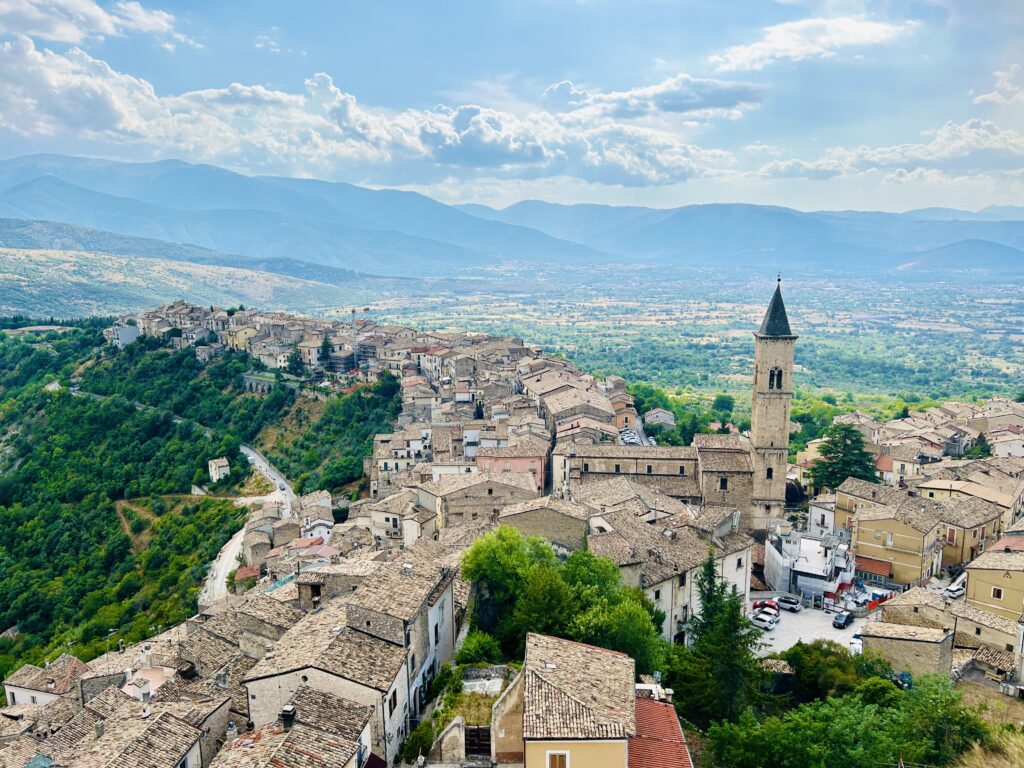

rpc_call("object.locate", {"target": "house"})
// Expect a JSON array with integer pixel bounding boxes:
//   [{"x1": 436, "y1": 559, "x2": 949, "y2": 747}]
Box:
[
  {"x1": 2, "y1": 653, "x2": 90, "y2": 708},
  {"x1": 498, "y1": 496, "x2": 592, "y2": 556},
  {"x1": 860, "y1": 622, "x2": 954, "y2": 677},
  {"x1": 416, "y1": 472, "x2": 538, "y2": 528},
  {"x1": 643, "y1": 408, "x2": 676, "y2": 430},
  {"x1": 242, "y1": 599, "x2": 409, "y2": 765},
  {"x1": 763, "y1": 524, "x2": 855, "y2": 601},
  {"x1": 208, "y1": 458, "x2": 230, "y2": 484},
  {"x1": 475, "y1": 438, "x2": 551, "y2": 493},
  {"x1": 103, "y1": 322, "x2": 140, "y2": 350},
  {"x1": 492, "y1": 633, "x2": 636, "y2": 767},
  {"x1": 553, "y1": 443, "x2": 701, "y2": 503},
  {"x1": 806, "y1": 493, "x2": 836, "y2": 538},
  {"x1": 964, "y1": 549, "x2": 1024, "y2": 622}
]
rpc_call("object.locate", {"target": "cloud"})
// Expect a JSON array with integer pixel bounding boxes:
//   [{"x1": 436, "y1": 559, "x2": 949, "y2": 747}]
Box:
[
  {"x1": 542, "y1": 74, "x2": 762, "y2": 120},
  {"x1": 757, "y1": 118, "x2": 1024, "y2": 180},
  {"x1": 974, "y1": 64, "x2": 1024, "y2": 106},
  {"x1": 710, "y1": 16, "x2": 916, "y2": 71},
  {"x1": 0, "y1": 0, "x2": 198, "y2": 48},
  {"x1": 0, "y1": 36, "x2": 737, "y2": 186}
]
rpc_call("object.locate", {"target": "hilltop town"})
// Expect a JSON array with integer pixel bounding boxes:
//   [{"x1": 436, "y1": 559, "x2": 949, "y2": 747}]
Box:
[{"x1": 2, "y1": 285, "x2": 1024, "y2": 768}]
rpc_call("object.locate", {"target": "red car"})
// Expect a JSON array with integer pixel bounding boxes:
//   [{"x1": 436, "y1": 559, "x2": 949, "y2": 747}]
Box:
[{"x1": 753, "y1": 599, "x2": 780, "y2": 612}]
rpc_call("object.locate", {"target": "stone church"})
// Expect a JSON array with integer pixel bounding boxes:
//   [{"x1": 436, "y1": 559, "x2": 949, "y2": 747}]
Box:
[{"x1": 553, "y1": 281, "x2": 796, "y2": 532}]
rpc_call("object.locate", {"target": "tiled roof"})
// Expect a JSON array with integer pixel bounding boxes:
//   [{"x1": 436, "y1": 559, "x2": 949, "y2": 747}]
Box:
[
  {"x1": 860, "y1": 622, "x2": 950, "y2": 641},
  {"x1": 629, "y1": 697, "x2": 693, "y2": 768},
  {"x1": 419, "y1": 471, "x2": 537, "y2": 497},
  {"x1": 289, "y1": 685, "x2": 373, "y2": 742},
  {"x1": 522, "y1": 633, "x2": 635, "y2": 740},
  {"x1": 211, "y1": 722, "x2": 359, "y2": 768},
  {"x1": 3, "y1": 653, "x2": 90, "y2": 695},
  {"x1": 950, "y1": 601, "x2": 1018, "y2": 635},
  {"x1": 855, "y1": 555, "x2": 891, "y2": 576},
  {"x1": 347, "y1": 557, "x2": 449, "y2": 621},
  {"x1": 554, "y1": 442, "x2": 697, "y2": 459},
  {"x1": 692, "y1": 433, "x2": 748, "y2": 451},
  {"x1": 239, "y1": 593, "x2": 303, "y2": 630},
  {"x1": 499, "y1": 496, "x2": 591, "y2": 521},
  {"x1": 884, "y1": 586, "x2": 946, "y2": 610},
  {"x1": 966, "y1": 549, "x2": 1024, "y2": 571}
]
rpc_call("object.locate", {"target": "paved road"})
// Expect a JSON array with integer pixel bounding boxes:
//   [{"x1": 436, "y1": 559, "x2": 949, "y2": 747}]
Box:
[{"x1": 198, "y1": 448, "x2": 296, "y2": 607}]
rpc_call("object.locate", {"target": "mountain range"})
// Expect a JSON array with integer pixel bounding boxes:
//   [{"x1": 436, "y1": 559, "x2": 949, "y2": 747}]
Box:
[{"x1": 0, "y1": 153, "x2": 1022, "y2": 314}]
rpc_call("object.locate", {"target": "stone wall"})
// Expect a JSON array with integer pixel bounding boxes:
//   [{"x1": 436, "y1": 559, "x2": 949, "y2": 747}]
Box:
[{"x1": 863, "y1": 632, "x2": 953, "y2": 677}]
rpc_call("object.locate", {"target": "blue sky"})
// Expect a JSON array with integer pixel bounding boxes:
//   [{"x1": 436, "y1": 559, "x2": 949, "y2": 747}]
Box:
[{"x1": 0, "y1": 1, "x2": 1021, "y2": 210}]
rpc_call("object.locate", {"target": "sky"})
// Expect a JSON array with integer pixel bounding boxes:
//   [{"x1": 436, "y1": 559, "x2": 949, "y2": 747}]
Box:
[{"x1": 0, "y1": 0, "x2": 1021, "y2": 210}]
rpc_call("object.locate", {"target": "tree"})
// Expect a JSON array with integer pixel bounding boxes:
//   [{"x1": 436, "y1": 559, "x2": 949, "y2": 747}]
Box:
[
  {"x1": 506, "y1": 566, "x2": 574, "y2": 653},
  {"x1": 285, "y1": 347, "x2": 305, "y2": 376},
  {"x1": 712, "y1": 393, "x2": 735, "y2": 414},
  {"x1": 318, "y1": 336, "x2": 332, "y2": 365},
  {"x1": 569, "y1": 594, "x2": 665, "y2": 676},
  {"x1": 666, "y1": 553, "x2": 764, "y2": 726},
  {"x1": 965, "y1": 433, "x2": 991, "y2": 459},
  {"x1": 808, "y1": 423, "x2": 878, "y2": 491}
]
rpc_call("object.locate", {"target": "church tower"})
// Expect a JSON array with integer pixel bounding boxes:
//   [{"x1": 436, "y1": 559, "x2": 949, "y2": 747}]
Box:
[{"x1": 749, "y1": 279, "x2": 796, "y2": 530}]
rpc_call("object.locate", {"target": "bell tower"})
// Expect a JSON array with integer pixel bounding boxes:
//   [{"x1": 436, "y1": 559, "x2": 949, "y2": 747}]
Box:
[{"x1": 749, "y1": 278, "x2": 796, "y2": 530}]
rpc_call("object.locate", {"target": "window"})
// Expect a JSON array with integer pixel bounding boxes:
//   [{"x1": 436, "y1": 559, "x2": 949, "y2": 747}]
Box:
[
  {"x1": 992, "y1": 587, "x2": 1004, "y2": 600},
  {"x1": 928, "y1": 492, "x2": 934, "y2": 498},
  {"x1": 972, "y1": 529, "x2": 978, "y2": 539},
  {"x1": 614, "y1": 464, "x2": 621, "y2": 474},
  {"x1": 678, "y1": 465, "x2": 685, "y2": 475},
  {"x1": 719, "y1": 477, "x2": 728, "y2": 491},
  {"x1": 736, "y1": 557, "x2": 743, "y2": 569},
  {"x1": 819, "y1": 514, "x2": 826, "y2": 526},
  {"x1": 766, "y1": 467, "x2": 773, "y2": 480},
  {"x1": 646, "y1": 465, "x2": 653, "y2": 475},
  {"x1": 912, "y1": 607, "x2": 919, "y2": 613},
  {"x1": 654, "y1": 589, "x2": 661, "y2": 601},
  {"x1": 388, "y1": 690, "x2": 398, "y2": 715},
  {"x1": 678, "y1": 573, "x2": 686, "y2": 587},
  {"x1": 583, "y1": 463, "x2": 589, "y2": 473},
  {"x1": 301, "y1": 675, "x2": 308, "y2": 683},
  {"x1": 7, "y1": 692, "x2": 13, "y2": 705},
  {"x1": 434, "y1": 624, "x2": 439, "y2": 644},
  {"x1": 975, "y1": 627, "x2": 982, "y2": 636},
  {"x1": 487, "y1": 488, "x2": 493, "y2": 495},
  {"x1": 547, "y1": 753, "x2": 569, "y2": 768},
  {"x1": 885, "y1": 532, "x2": 894, "y2": 547},
  {"x1": 946, "y1": 528, "x2": 956, "y2": 545},
  {"x1": 30, "y1": 696, "x2": 36, "y2": 704}
]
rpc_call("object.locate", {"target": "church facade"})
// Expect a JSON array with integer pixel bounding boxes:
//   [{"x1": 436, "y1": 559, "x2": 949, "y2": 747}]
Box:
[{"x1": 553, "y1": 281, "x2": 797, "y2": 532}]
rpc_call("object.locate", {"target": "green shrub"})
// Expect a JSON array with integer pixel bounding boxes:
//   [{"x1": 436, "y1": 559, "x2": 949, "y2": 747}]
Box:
[
  {"x1": 402, "y1": 719, "x2": 434, "y2": 762},
  {"x1": 456, "y1": 630, "x2": 503, "y2": 665}
]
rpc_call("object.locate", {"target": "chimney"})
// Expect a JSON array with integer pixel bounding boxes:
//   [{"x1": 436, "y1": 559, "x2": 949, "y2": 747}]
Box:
[
  {"x1": 281, "y1": 705, "x2": 296, "y2": 731},
  {"x1": 46, "y1": 678, "x2": 55, "y2": 692},
  {"x1": 226, "y1": 721, "x2": 239, "y2": 741},
  {"x1": 118, "y1": 639, "x2": 125, "y2": 654},
  {"x1": 141, "y1": 705, "x2": 151, "y2": 719},
  {"x1": 95, "y1": 721, "x2": 105, "y2": 739}
]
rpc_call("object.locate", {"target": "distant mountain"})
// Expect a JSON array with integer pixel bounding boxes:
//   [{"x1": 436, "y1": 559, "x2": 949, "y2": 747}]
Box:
[
  {"x1": 0, "y1": 155, "x2": 610, "y2": 273},
  {"x1": 894, "y1": 239, "x2": 1024, "y2": 271},
  {"x1": 469, "y1": 198, "x2": 1024, "y2": 267},
  {"x1": 0, "y1": 154, "x2": 1022, "y2": 286}
]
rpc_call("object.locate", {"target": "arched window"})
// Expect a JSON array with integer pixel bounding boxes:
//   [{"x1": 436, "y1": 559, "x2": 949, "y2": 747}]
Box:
[{"x1": 766, "y1": 467, "x2": 774, "y2": 480}]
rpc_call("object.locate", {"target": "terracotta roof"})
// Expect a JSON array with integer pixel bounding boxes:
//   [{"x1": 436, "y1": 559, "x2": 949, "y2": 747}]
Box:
[
  {"x1": 855, "y1": 555, "x2": 891, "y2": 577},
  {"x1": 629, "y1": 697, "x2": 693, "y2": 768},
  {"x1": 522, "y1": 633, "x2": 635, "y2": 741}
]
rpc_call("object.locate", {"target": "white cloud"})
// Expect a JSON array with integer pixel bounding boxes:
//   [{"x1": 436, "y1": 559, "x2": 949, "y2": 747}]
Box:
[
  {"x1": 974, "y1": 64, "x2": 1024, "y2": 106},
  {"x1": 543, "y1": 74, "x2": 763, "y2": 120},
  {"x1": 758, "y1": 118, "x2": 1024, "y2": 180},
  {"x1": 0, "y1": 37, "x2": 738, "y2": 186},
  {"x1": 0, "y1": 0, "x2": 198, "y2": 48},
  {"x1": 710, "y1": 16, "x2": 916, "y2": 71}
]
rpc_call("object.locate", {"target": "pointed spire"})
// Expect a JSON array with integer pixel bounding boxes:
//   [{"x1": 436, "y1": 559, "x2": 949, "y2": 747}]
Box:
[{"x1": 756, "y1": 278, "x2": 795, "y2": 338}]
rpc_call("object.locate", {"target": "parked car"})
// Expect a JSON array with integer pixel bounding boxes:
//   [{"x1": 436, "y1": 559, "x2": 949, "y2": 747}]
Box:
[
  {"x1": 777, "y1": 595, "x2": 803, "y2": 612},
  {"x1": 756, "y1": 605, "x2": 781, "y2": 620},
  {"x1": 944, "y1": 583, "x2": 966, "y2": 599},
  {"x1": 751, "y1": 613, "x2": 777, "y2": 631},
  {"x1": 832, "y1": 610, "x2": 855, "y2": 629},
  {"x1": 278, "y1": 483, "x2": 286, "y2": 491},
  {"x1": 753, "y1": 599, "x2": 780, "y2": 612}
]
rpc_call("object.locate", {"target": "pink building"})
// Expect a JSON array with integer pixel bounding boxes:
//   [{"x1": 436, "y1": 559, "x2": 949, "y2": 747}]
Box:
[{"x1": 475, "y1": 439, "x2": 550, "y2": 494}]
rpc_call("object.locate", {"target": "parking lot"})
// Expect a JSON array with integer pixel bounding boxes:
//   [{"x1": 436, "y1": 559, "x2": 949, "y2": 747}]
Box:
[{"x1": 750, "y1": 594, "x2": 869, "y2": 656}]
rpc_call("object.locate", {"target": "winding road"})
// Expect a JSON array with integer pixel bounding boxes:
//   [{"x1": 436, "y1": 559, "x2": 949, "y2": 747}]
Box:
[{"x1": 197, "y1": 446, "x2": 296, "y2": 607}]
